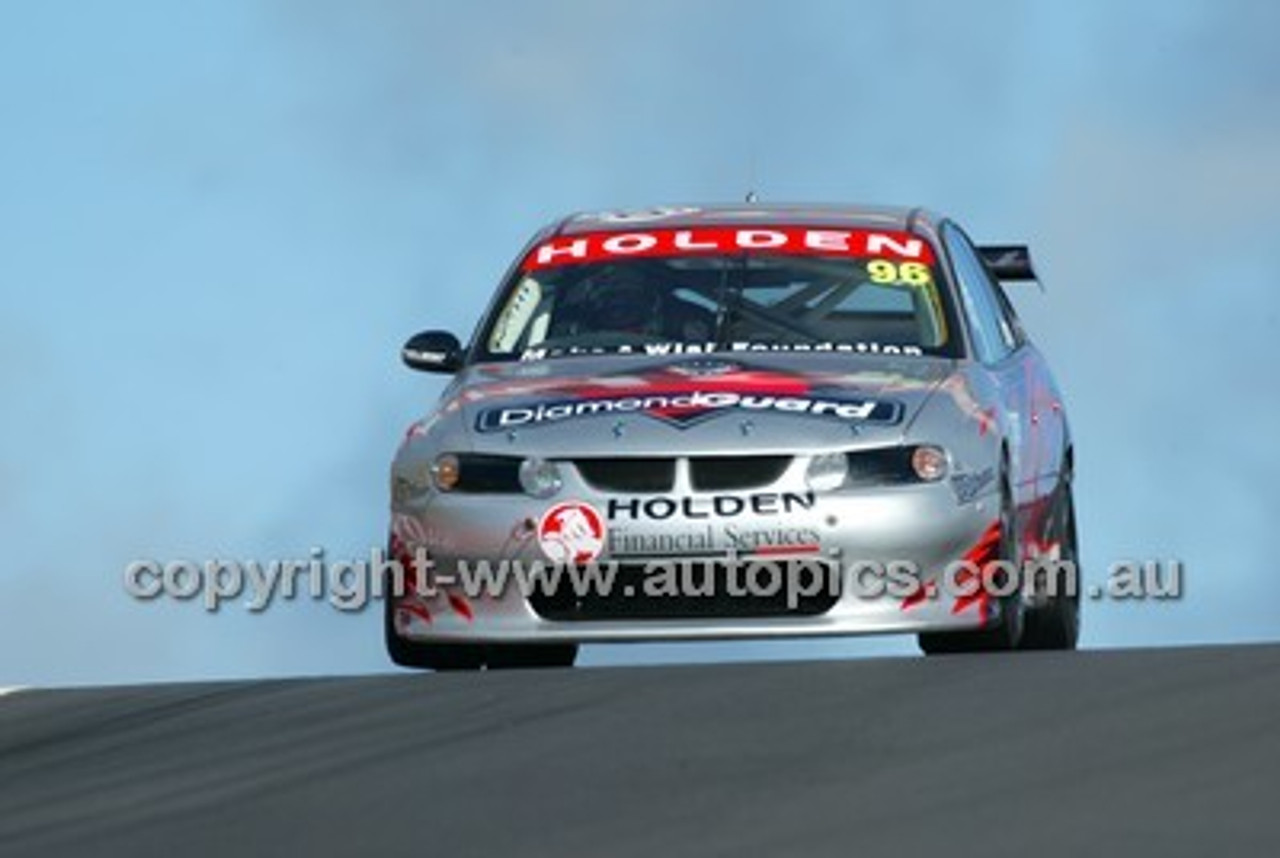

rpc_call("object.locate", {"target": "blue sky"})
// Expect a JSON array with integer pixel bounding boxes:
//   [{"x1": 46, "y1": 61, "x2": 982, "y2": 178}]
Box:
[{"x1": 2, "y1": 1, "x2": 1277, "y2": 686}]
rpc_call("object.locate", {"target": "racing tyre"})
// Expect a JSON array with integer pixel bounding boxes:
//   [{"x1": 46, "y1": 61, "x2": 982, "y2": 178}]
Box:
[
  {"x1": 918, "y1": 473, "x2": 1025, "y2": 655},
  {"x1": 1019, "y1": 473, "x2": 1080, "y2": 650}
]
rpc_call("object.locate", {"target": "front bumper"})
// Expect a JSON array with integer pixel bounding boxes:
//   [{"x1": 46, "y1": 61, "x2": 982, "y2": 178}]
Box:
[{"x1": 388, "y1": 464, "x2": 1001, "y2": 644}]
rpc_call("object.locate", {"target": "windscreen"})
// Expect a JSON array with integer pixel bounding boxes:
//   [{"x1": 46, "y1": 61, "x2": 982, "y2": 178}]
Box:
[{"x1": 478, "y1": 226, "x2": 957, "y2": 362}]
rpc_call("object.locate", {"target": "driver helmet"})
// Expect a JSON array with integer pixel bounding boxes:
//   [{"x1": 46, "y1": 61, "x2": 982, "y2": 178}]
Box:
[{"x1": 585, "y1": 265, "x2": 660, "y2": 333}]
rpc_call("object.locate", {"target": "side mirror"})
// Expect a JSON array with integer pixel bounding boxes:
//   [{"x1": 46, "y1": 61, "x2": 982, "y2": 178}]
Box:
[{"x1": 402, "y1": 330, "x2": 463, "y2": 373}]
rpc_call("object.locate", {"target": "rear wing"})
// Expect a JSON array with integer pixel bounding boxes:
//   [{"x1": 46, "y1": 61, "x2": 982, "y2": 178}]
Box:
[{"x1": 977, "y1": 245, "x2": 1037, "y2": 282}]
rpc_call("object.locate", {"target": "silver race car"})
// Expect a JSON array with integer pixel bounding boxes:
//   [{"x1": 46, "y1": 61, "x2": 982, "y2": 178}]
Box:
[{"x1": 386, "y1": 204, "x2": 1079, "y2": 669}]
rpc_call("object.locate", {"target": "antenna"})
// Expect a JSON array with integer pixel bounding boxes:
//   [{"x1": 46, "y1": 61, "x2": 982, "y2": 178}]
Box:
[
  {"x1": 745, "y1": 190, "x2": 759, "y2": 203},
  {"x1": 745, "y1": 147, "x2": 759, "y2": 204}
]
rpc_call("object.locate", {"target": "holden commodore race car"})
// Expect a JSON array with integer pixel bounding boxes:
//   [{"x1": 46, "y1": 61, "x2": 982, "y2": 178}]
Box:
[{"x1": 386, "y1": 204, "x2": 1079, "y2": 670}]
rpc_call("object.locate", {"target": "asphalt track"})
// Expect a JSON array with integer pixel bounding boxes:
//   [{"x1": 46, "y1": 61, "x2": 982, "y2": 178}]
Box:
[{"x1": 1, "y1": 644, "x2": 1277, "y2": 857}]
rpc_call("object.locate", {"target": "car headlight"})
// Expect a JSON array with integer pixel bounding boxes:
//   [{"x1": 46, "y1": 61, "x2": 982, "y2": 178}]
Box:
[
  {"x1": 837, "y1": 445, "x2": 953, "y2": 488},
  {"x1": 519, "y1": 457, "x2": 563, "y2": 498},
  {"x1": 806, "y1": 452, "x2": 850, "y2": 492},
  {"x1": 910, "y1": 445, "x2": 949, "y2": 482},
  {"x1": 426, "y1": 454, "x2": 529, "y2": 493},
  {"x1": 431, "y1": 453, "x2": 461, "y2": 491}
]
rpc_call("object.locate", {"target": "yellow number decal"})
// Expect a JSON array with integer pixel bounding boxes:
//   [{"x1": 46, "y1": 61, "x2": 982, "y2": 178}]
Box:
[
  {"x1": 867, "y1": 260, "x2": 898, "y2": 283},
  {"x1": 866, "y1": 260, "x2": 932, "y2": 286},
  {"x1": 899, "y1": 262, "x2": 931, "y2": 285}
]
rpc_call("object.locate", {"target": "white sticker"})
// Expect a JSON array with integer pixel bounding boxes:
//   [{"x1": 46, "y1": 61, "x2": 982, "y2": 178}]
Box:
[{"x1": 489, "y1": 277, "x2": 543, "y2": 352}]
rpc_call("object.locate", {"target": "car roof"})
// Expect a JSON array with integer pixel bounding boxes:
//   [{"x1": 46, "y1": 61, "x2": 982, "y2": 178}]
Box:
[{"x1": 551, "y1": 203, "x2": 947, "y2": 238}]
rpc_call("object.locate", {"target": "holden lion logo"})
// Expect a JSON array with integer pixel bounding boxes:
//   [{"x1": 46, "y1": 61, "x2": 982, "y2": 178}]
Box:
[{"x1": 537, "y1": 502, "x2": 607, "y2": 564}]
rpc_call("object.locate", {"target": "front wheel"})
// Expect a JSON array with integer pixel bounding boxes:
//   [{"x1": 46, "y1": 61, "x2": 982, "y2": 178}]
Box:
[{"x1": 1019, "y1": 475, "x2": 1081, "y2": 651}]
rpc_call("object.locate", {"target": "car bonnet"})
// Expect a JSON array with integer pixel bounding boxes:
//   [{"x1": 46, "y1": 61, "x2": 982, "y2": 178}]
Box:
[{"x1": 436, "y1": 351, "x2": 955, "y2": 457}]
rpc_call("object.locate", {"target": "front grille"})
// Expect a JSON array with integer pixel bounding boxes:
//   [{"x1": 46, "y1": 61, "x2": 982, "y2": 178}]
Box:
[
  {"x1": 528, "y1": 560, "x2": 839, "y2": 622},
  {"x1": 573, "y1": 455, "x2": 791, "y2": 493},
  {"x1": 689, "y1": 456, "x2": 791, "y2": 491},
  {"x1": 574, "y1": 458, "x2": 675, "y2": 493}
]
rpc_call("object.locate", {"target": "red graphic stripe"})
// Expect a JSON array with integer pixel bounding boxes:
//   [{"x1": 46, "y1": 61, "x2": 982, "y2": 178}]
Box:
[
  {"x1": 397, "y1": 603, "x2": 433, "y2": 624},
  {"x1": 950, "y1": 520, "x2": 1003, "y2": 621},
  {"x1": 750, "y1": 544, "x2": 822, "y2": 557},
  {"x1": 447, "y1": 593, "x2": 475, "y2": 622},
  {"x1": 901, "y1": 520, "x2": 1002, "y2": 615}
]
